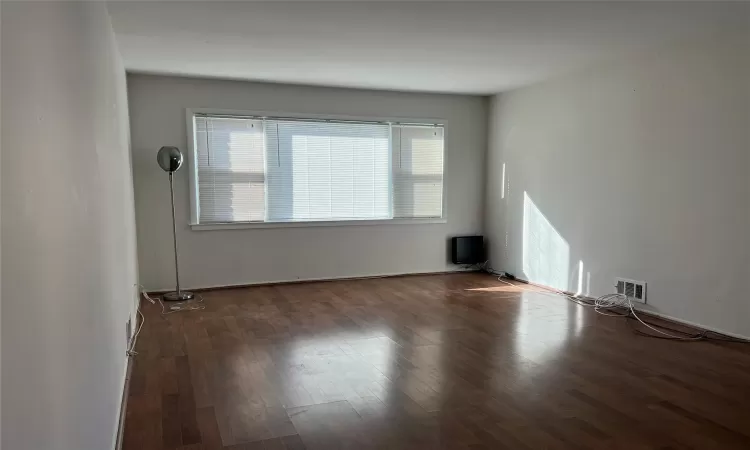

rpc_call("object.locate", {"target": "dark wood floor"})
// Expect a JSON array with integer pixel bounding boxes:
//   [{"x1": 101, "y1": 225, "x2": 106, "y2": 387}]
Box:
[{"x1": 123, "y1": 273, "x2": 750, "y2": 450}]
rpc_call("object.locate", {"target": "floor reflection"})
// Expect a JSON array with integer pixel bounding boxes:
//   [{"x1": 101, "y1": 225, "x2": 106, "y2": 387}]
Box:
[
  {"x1": 123, "y1": 273, "x2": 750, "y2": 450},
  {"x1": 513, "y1": 290, "x2": 576, "y2": 363},
  {"x1": 124, "y1": 274, "x2": 612, "y2": 450}
]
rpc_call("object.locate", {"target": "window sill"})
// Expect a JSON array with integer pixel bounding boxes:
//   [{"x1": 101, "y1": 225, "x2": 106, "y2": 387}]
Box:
[{"x1": 189, "y1": 218, "x2": 447, "y2": 231}]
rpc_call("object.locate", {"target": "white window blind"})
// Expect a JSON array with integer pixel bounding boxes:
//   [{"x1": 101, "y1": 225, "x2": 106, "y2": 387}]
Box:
[
  {"x1": 392, "y1": 125, "x2": 444, "y2": 218},
  {"x1": 192, "y1": 114, "x2": 444, "y2": 225},
  {"x1": 265, "y1": 120, "x2": 391, "y2": 221},
  {"x1": 194, "y1": 116, "x2": 266, "y2": 223}
]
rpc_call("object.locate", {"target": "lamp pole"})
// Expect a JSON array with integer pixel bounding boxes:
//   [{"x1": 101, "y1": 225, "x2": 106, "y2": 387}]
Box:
[
  {"x1": 169, "y1": 172, "x2": 183, "y2": 296},
  {"x1": 157, "y1": 146, "x2": 194, "y2": 302}
]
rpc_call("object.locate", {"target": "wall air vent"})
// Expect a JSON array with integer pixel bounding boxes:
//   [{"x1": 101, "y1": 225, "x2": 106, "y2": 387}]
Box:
[{"x1": 615, "y1": 277, "x2": 647, "y2": 304}]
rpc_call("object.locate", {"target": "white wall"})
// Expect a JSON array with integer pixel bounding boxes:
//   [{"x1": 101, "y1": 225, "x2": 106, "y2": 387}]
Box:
[
  {"x1": 1, "y1": 2, "x2": 139, "y2": 449},
  {"x1": 486, "y1": 31, "x2": 750, "y2": 338},
  {"x1": 128, "y1": 75, "x2": 487, "y2": 291}
]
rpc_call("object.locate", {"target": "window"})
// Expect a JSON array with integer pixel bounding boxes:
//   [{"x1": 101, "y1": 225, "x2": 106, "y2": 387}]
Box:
[{"x1": 191, "y1": 112, "x2": 444, "y2": 226}]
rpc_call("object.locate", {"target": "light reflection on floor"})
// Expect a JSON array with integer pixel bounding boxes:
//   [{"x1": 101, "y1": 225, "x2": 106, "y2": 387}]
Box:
[
  {"x1": 123, "y1": 273, "x2": 750, "y2": 450},
  {"x1": 271, "y1": 282, "x2": 589, "y2": 421},
  {"x1": 161, "y1": 275, "x2": 595, "y2": 447}
]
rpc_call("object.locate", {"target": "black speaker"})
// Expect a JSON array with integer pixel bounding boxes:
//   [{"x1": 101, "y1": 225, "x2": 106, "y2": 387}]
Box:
[{"x1": 451, "y1": 236, "x2": 484, "y2": 264}]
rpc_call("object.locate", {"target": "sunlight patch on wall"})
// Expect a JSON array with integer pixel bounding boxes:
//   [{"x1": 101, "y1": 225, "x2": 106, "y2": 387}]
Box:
[
  {"x1": 522, "y1": 191, "x2": 569, "y2": 291},
  {"x1": 501, "y1": 163, "x2": 506, "y2": 199}
]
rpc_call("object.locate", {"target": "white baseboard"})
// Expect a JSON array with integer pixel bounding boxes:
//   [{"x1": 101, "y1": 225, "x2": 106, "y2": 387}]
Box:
[
  {"x1": 113, "y1": 356, "x2": 133, "y2": 450},
  {"x1": 630, "y1": 307, "x2": 750, "y2": 341},
  {"x1": 502, "y1": 273, "x2": 750, "y2": 341},
  {"x1": 147, "y1": 267, "x2": 476, "y2": 294},
  {"x1": 149, "y1": 269, "x2": 749, "y2": 340}
]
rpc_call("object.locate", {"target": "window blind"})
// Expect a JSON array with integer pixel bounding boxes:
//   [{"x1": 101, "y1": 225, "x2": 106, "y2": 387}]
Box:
[
  {"x1": 392, "y1": 125, "x2": 444, "y2": 218},
  {"x1": 192, "y1": 114, "x2": 444, "y2": 224},
  {"x1": 265, "y1": 120, "x2": 391, "y2": 222},
  {"x1": 194, "y1": 116, "x2": 266, "y2": 223}
]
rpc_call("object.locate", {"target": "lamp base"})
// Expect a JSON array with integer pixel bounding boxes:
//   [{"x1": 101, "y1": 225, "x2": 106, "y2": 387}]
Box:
[{"x1": 162, "y1": 291, "x2": 195, "y2": 302}]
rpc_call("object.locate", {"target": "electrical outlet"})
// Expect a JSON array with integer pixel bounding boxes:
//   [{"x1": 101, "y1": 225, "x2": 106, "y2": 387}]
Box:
[
  {"x1": 126, "y1": 317, "x2": 133, "y2": 346},
  {"x1": 615, "y1": 277, "x2": 647, "y2": 304}
]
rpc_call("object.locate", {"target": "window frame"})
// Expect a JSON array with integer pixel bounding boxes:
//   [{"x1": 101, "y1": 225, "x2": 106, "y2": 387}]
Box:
[{"x1": 185, "y1": 108, "x2": 448, "y2": 230}]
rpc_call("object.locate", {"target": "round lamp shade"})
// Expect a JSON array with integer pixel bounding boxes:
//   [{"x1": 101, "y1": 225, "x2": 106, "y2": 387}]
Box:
[{"x1": 157, "y1": 146, "x2": 184, "y2": 172}]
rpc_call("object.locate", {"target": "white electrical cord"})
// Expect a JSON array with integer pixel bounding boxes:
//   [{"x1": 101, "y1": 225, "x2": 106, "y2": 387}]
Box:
[
  {"x1": 140, "y1": 286, "x2": 206, "y2": 316},
  {"x1": 142, "y1": 290, "x2": 159, "y2": 305},
  {"x1": 126, "y1": 308, "x2": 145, "y2": 357},
  {"x1": 126, "y1": 285, "x2": 152, "y2": 357},
  {"x1": 157, "y1": 294, "x2": 206, "y2": 315},
  {"x1": 126, "y1": 287, "x2": 206, "y2": 357},
  {"x1": 493, "y1": 275, "x2": 703, "y2": 341}
]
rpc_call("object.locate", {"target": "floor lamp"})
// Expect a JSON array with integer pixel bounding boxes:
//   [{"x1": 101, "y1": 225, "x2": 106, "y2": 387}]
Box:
[{"x1": 157, "y1": 146, "x2": 194, "y2": 302}]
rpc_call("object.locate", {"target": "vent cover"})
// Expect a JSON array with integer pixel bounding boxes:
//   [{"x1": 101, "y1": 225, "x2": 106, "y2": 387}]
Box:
[{"x1": 615, "y1": 277, "x2": 647, "y2": 304}]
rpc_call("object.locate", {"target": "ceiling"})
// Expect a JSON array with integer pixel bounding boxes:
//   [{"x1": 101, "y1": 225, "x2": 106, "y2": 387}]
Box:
[{"x1": 108, "y1": 1, "x2": 749, "y2": 95}]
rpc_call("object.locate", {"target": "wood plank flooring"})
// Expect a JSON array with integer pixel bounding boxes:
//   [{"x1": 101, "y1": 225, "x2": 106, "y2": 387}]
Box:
[{"x1": 122, "y1": 273, "x2": 750, "y2": 450}]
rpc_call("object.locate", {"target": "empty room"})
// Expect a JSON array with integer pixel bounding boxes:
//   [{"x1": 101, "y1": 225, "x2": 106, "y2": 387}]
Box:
[{"x1": 2, "y1": 1, "x2": 749, "y2": 449}]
